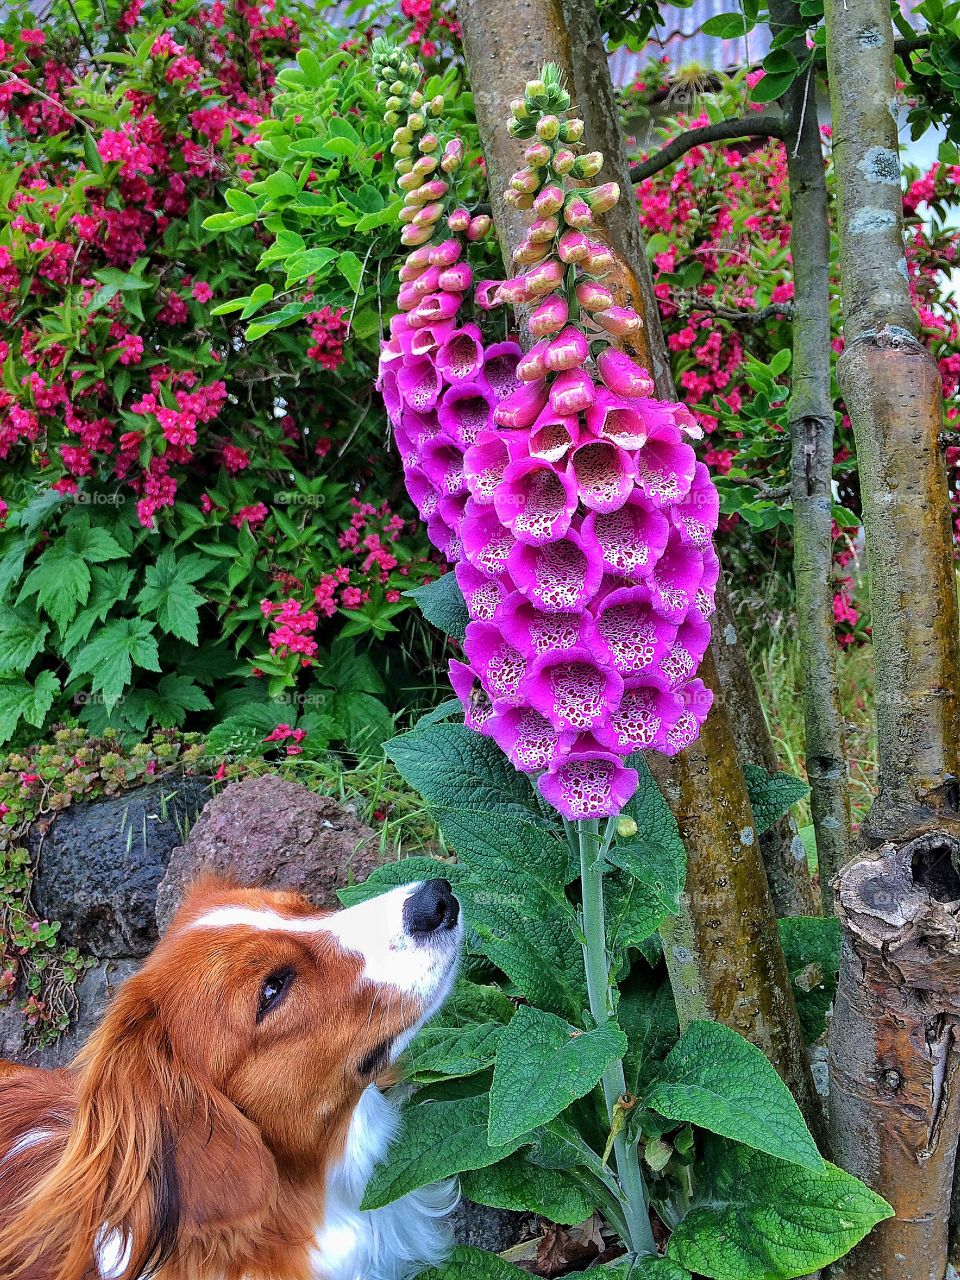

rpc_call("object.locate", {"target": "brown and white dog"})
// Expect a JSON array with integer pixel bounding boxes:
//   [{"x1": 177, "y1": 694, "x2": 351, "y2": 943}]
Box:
[{"x1": 0, "y1": 876, "x2": 463, "y2": 1280}]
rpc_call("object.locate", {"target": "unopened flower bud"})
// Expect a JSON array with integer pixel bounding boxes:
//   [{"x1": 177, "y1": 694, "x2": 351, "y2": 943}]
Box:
[
  {"x1": 390, "y1": 141, "x2": 412, "y2": 158},
  {"x1": 597, "y1": 348, "x2": 656, "y2": 398},
  {"x1": 389, "y1": 81, "x2": 404, "y2": 95},
  {"x1": 400, "y1": 223, "x2": 433, "y2": 246},
  {"x1": 419, "y1": 132, "x2": 439, "y2": 153},
  {"x1": 557, "y1": 229, "x2": 591, "y2": 264},
  {"x1": 536, "y1": 114, "x2": 560, "y2": 140},
  {"x1": 524, "y1": 141, "x2": 552, "y2": 168},
  {"x1": 562, "y1": 194, "x2": 593, "y2": 229},
  {"x1": 560, "y1": 117, "x2": 585, "y2": 142},
  {"x1": 551, "y1": 148, "x2": 576, "y2": 175},
  {"x1": 467, "y1": 215, "x2": 491, "y2": 241},
  {"x1": 430, "y1": 95, "x2": 445, "y2": 115},
  {"x1": 594, "y1": 306, "x2": 643, "y2": 338},
  {"x1": 512, "y1": 237, "x2": 552, "y2": 266},
  {"x1": 575, "y1": 280, "x2": 615, "y2": 311},
  {"x1": 393, "y1": 125, "x2": 414, "y2": 145},
  {"x1": 584, "y1": 244, "x2": 617, "y2": 275},
  {"x1": 525, "y1": 78, "x2": 547, "y2": 103},
  {"x1": 510, "y1": 167, "x2": 540, "y2": 194},
  {"x1": 438, "y1": 262, "x2": 473, "y2": 292},
  {"x1": 384, "y1": 110, "x2": 399, "y2": 126},
  {"x1": 410, "y1": 90, "x2": 424, "y2": 109},
  {"x1": 529, "y1": 294, "x2": 569, "y2": 337},
  {"x1": 412, "y1": 155, "x2": 437, "y2": 176},
  {"x1": 408, "y1": 112, "x2": 425, "y2": 132},
  {"x1": 533, "y1": 185, "x2": 565, "y2": 217},
  {"x1": 617, "y1": 816, "x2": 638, "y2": 839},
  {"x1": 412, "y1": 201, "x2": 443, "y2": 227},
  {"x1": 510, "y1": 98, "x2": 529, "y2": 119},
  {"x1": 507, "y1": 118, "x2": 535, "y2": 139},
  {"x1": 397, "y1": 169, "x2": 421, "y2": 191},
  {"x1": 494, "y1": 378, "x2": 549, "y2": 428},
  {"x1": 446, "y1": 207, "x2": 471, "y2": 233},
  {"x1": 516, "y1": 337, "x2": 550, "y2": 382},
  {"x1": 529, "y1": 215, "x2": 559, "y2": 244},
  {"x1": 549, "y1": 367, "x2": 596, "y2": 414},
  {"x1": 545, "y1": 325, "x2": 590, "y2": 372},
  {"x1": 399, "y1": 203, "x2": 420, "y2": 225},
  {"x1": 585, "y1": 182, "x2": 620, "y2": 215},
  {"x1": 415, "y1": 178, "x2": 449, "y2": 202},
  {"x1": 428, "y1": 238, "x2": 462, "y2": 267},
  {"x1": 504, "y1": 188, "x2": 535, "y2": 209}
]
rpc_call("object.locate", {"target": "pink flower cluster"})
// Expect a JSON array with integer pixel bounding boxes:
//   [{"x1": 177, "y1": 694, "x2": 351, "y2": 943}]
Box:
[{"x1": 378, "y1": 65, "x2": 719, "y2": 819}]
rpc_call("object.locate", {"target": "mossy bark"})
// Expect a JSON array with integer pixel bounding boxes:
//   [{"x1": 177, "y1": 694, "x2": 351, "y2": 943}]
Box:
[
  {"x1": 823, "y1": 1, "x2": 960, "y2": 1274},
  {"x1": 460, "y1": 0, "x2": 822, "y2": 1136}
]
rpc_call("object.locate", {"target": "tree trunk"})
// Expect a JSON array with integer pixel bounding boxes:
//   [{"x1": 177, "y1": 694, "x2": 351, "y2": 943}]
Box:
[
  {"x1": 769, "y1": 0, "x2": 851, "y2": 914},
  {"x1": 459, "y1": 0, "x2": 824, "y2": 1137},
  {"x1": 823, "y1": 1, "x2": 960, "y2": 1274}
]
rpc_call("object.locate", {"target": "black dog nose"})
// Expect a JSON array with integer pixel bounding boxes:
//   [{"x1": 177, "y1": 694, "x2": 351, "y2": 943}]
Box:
[{"x1": 403, "y1": 879, "x2": 460, "y2": 935}]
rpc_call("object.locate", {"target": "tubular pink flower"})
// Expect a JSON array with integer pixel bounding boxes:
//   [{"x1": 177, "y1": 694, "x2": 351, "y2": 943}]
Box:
[
  {"x1": 583, "y1": 182, "x2": 620, "y2": 214},
  {"x1": 583, "y1": 498, "x2": 670, "y2": 581},
  {"x1": 427, "y1": 508, "x2": 463, "y2": 563},
  {"x1": 695, "y1": 545, "x2": 720, "y2": 621},
  {"x1": 529, "y1": 295, "x2": 569, "y2": 338},
  {"x1": 557, "y1": 229, "x2": 591, "y2": 263},
  {"x1": 410, "y1": 292, "x2": 461, "y2": 327},
  {"x1": 380, "y1": 368, "x2": 401, "y2": 425},
  {"x1": 438, "y1": 262, "x2": 474, "y2": 292},
  {"x1": 600, "y1": 680, "x2": 682, "y2": 754},
  {"x1": 656, "y1": 611, "x2": 712, "y2": 692},
  {"x1": 460, "y1": 501, "x2": 518, "y2": 578},
  {"x1": 585, "y1": 586, "x2": 677, "y2": 678},
  {"x1": 403, "y1": 465, "x2": 440, "y2": 521},
  {"x1": 475, "y1": 279, "x2": 505, "y2": 310},
  {"x1": 486, "y1": 706, "x2": 562, "y2": 773},
  {"x1": 465, "y1": 621, "x2": 529, "y2": 706},
  {"x1": 421, "y1": 434, "x2": 467, "y2": 498},
  {"x1": 538, "y1": 750, "x2": 639, "y2": 821},
  {"x1": 662, "y1": 679, "x2": 713, "y2": 756},
  {"x1": 499, "y1": 590, "x2": 585, "y2": 657},
  {"x1": 672, "y1": 461, "x2": 720, "y2": 550},
  {"x1": 449, "y1": 659, "x2": 496, "y2": 734},
  {"x1": 569, "y1": 440, "x2": 634, "y2": 513},
  {"x1": 529, "y1": 409, "x2": 580, "y2": 463},
  {"x1": 508, "y1": 527, "x2": 603, "y2": 614},
  {"x1": 527, "y1": 646, "x2": 624, "y2": 732},
  {"x1": 562, "y1": 195, "x2": 593, "y2": 229},
  {"x1": 394, "y1": 408, "x2": 439, "y2": 463},
  {"x1": 545, "y1": 326, "x2": 590, "y2": 372},
  {"x1": 648, "y1": 536, "x2": 705, "y2": 624},
  {"x1": 583, "y1": 243, "x2": 616, "y2": 275},
  {"x1": 597, "y1": 348, "x2": 656, "y2": 398},
  {"x1": 464, "y1": 432, "x2": 511, "y2": 504},
  {"x1": 533, "y1": 185, "x2": 564, "y2": 216},
  {"x1": 594, "y1": 306, "x2": 643, "y2": 338},
  {"x1": 516, "y1": 340, "x2": 551, "y2": 383},
  {"x1": 436, "y1": 325, "x2": 485, "y2": 383},
  {"x1": 428, "y1": 239, "x2": 462, "y2": 267},
  {"x1": 437, "y1": 383, "x2": 495, "y2": 448},
  {"x1": 635, "y1": 431, "x2": 698, "y2": 509},
  {"x1": 397, "y1": 356, "x2": 442, "y2": 413},
  {"x1": 529, "y1": 215, "x2": 560, "y2": 243},
  {"x1": 494, "y1": 457, "x2": 579, "y2": 545},
  {"x1": 585, "y1": 389, "x2": 649, "y2": 449},
  {"x1": 399, "y1": 321, "x2": 457, "y2": 360},
  {"x1": 480, "y1": 342, "x2": 524, "y2": 403},
  {"x1": 549, "y1": 369, "x2": 595, "y2": 416},
  {"x1": 456, "y1": 561, "x2": 513, "y2": 621},
  {"x1": 494, "y1": 378, "x2": 549, "y2": 429},
  {"x1": 575, "y1": 280, "x2": 615, "y2": 312}
]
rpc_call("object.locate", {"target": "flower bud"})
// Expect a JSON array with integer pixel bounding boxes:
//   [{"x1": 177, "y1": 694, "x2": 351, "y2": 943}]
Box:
[
  {"x1": 389, "y1": 81, "x2": 405, "y2": 96},
  {"x1": 410, "y1": 264, "x2": 441, "y2": 297},
  {"x1": 572, "y1": 151, "x2": 604, "y2": 179},
  {"x1": 403, "y1": 245, "x2": 433, "y2": 272},
  {"x1": 584, "y1": 244, "x2": 617, "y2": 275},
  {"x1": 562, "y1": 194, "x2": 593, "y2": 229},
  {"x1": 533, "y1": 185, "x2": 564, "y2": 217},
  {"x1": 494, "y1": 378, "x2": 549, "y2": 428},
  {"x1": 383, "y1": 110, "x2": 399, "y2": 126},
  {"x1": 410, "y1": 292, "x2": 461, "y2": 326},
  {"x1": 446, "y1": 207, "x2": 471, "y2": 233},
  {"x1": 504, "y1": 187, "x2": 535, "y2": 208},
  {"x1": 391, "y1": 141, "x2": 412, "y2": 158},
  {"x1": 535, "y1": 114, "x2": 560, "y2": 140},
  {"x1": 393, "y1": 125, "x2": 414, "y2": 145},
  {"x1": 557, "y1": 229, "x2": 591, "y2": 264},
  {"x1": 408, "y1": 112, "x2": 425, "y2": 131},
  {"x1": 560, "y1": 117, "x2": 585, "y2": 143},
  {"x1": 467, "y1": 215, "x2": 492, "y2": 241},
  {"x1": 412, "y1": 201, "x2": 444, "y2": 227},
  {"x1": 398, "y1": 203, "x2": 419, "y2": 225},
  {"x1": 594, "y1": 306, "x2": 643, "y2": 337},
  {"x1": 413, "y1": 178, "x2": 449, "y2": 202},
  {"x1": 510, "y1": 167, "x2": 540, "y2": 194},
  {"x1": 430, "y1": 95, "x2": 445, "y2": 115},
  {"x1": 428, "y1": 238, "x2": 463, "y2": 267},
  {"x1": 551, "y1": 148, "x2": 576, "y2": 175},
  {"x1": 585, "y1": 182, "x2": 620, "y2": 215},
  {"x1": 510, "y1": 98, "x2": 529, "y2": 119},
  {"x1": 549, "y1": 368, "x2": 596, "y2": 414},
  {"x1": 524, "y1": 141, "x2": 552, "y2": 168},
  {"x1": 397, "y1": 169, "x2": 421, "y2": 191},
  {"x1": 412, "y1": 154, "x2": 437, "y2": 176},
  {"x1": 596, "y1": 349, "x2": 656, "y2": 399},
  {"x1": 397, "y1": 282, "x2": 420, "y2": 310},
  {"x1": 400, "y1": 223, "x2": 432, "y2": 246},
  {"x1": 545, "y1": 325, "x2": 590, "y2": 372},
  {"x1": 617, "y1": 816, "x2": 638, "y2": 839},
  {"x1": 512, "y1": 237, "x2": 552, "y2": 266},
  {"x1": 524, "y1": 78, "x2": 547, "y2": 102},
  {"x1": 441, "y1": 138, "x2": 463, "y2": 173},
  {"x1": 529, "y1": 215, "x2": 559, "y2": 244},
  {"x1": 438, "y1": 262, "x2": 473, "y2": 292},
  {"x1": 507, "y1": 118, "x2": 535, "y2": 139},
  {"x1": 418, "y1": 132, "x2": 439, "y2": 153},
  {"x1": 410, "y1": 90, "x2": 424, "y2": 108},
  {"x1": 395, "y1": 157, "x2": 413, "y2": 174},
  {"x1": 385, "y1": 95, "x2": 403, "y2": 112},
  {"x1": 575, "y1": 280, "x2": 614, "y2": 311},
  {"x1": 529, "y1": 294, "x2": 569, "y2": 337},
  {"x1": 516, "y1": 338, "x2": 550, "y2": 382}
]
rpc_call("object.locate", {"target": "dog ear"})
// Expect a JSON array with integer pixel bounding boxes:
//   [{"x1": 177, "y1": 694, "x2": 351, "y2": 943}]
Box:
[{"x1": 0, "y1": 977, "x2": 278, "y2": 1280}]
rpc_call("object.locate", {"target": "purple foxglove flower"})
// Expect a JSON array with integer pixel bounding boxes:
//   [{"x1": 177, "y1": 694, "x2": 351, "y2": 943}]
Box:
[
  {"x1": 465, "y1": 621, "x2": 528, "y2": 706},
  {"x1": 529, "y1": 410, "x2": 580, "y2": 464},
  {"x1": 596, "y1": 349, "x2": 656, "y2": 398},
  {"x1": 601, "y1": 679, "x2": 682, "y2": 754},
  {"x1": 438, "y1": 383, "x2": 495, "y2": 448},
  {"x1": 410, "y1": 291, "x2": 462, "y2": 327},
  {"x1": 397, "y1": 356, "x2": 442, "y2": 413},
  {"x1": 508, "y1": 527, "x2": 603, "y2": 613},
  {"x1": 662, "y1": 678, "x2": 713, "y2": 756},
  {"x1": 464, "y1": 432, "x2": 511, "y2": 504},
  {"x1": 499, "y1": 590, "x2": 584, "y2": 657},
  {"x1": 403, "y1": 465, "x2": 440, "y2": 521},
  {"x1": 486, "y1": 706, "x2": 562, "y2": 773},
  {"x1": 438, "y1": 262, "x2": 473, "y2": 292},
  {"x1": 583, "y1": 182, "x2": 620, "y2": 214},
  {"x1": 427, "y1": 509, "x2": 463, "y2": 563},
  {"x1": 674, "y1": 404, "x2": 704, "y2": 439},
  {"x1": 475, "y1": 279, "x2": 505, "y2": 311},
  {"x1": 648, "y1": 536, "x2": 705, "y2": 624},
  {"x1": 494, "y1": 378, "x2": 549, "y2": 429},
  {"x1": 672, "y1": 462, "x2": 720, "y2": 551},
  {"x1": 409, "y1": 264, "x2": 443, "y2": 298},
  {"x1": 429, "y1": 239, "x2": 463, "y2": 267},
  {"x1": 582, "y1": 498, "x2": 670, "y2": 581},
  {"x1": 529, "y1": 295, "x2": 569, "y2": 338},
  {"x1": 494, "y1": 457, "x2": 579, "y2": 545},
  {"x1": 694, "y1": 545, "x2": 720, "y2": 621},
  {"x1": 569, "y1": 440, "x2": 634, "y2": 513},
  {"x1": 655, "y1": 611, "x2": 712, "y2": 692},
  {"x1": 516, "y1": 340, "x2": 551, "y2": 383},
  {"x1": 585, "y1": 585, "x2": 677, "y2": 677},
  {"x1": 481, "y1": 342, "x2": 524, "y2": 403},
  {"x1": 449, "y1": 659, "x2": 496, "y2": 734},
  {"x1": 461, "y1": 501, "x2": 518, "y2": 578},
  {"x1": 557, "y1": 230, "x2": 591, "y2": 263},
  {"x1": 438, "y1": 488, "x2": 469, "y2": 532},
  {"x1": 526, "y1": 646, "x2": 623, "y2": 731},
  {"x1": 545, "y1": 326, "x2": 589, "y2": 373},
  {"x1": 585, "y1": 389, "x2": 649, "y2": 450},
  {"x1": 421, "y1": 434, "x2": 467, "y2": 497},
  {"x1": 538, "y1": 749, "x2": 638, "y2": 820},
  {"x1": 437, "y1": 325, "x2": 485, "y2": 383},
  {"x1": 399, "y1": 320, "x2": 456, "y2": 360},
  {"x1": 593, "y1": 306, "x2": 643, "y2": 338},
  {"x1": 549, "y1": 369, "x2": 595, "y2": 416},
  {"x1": 635, "y1": 431, "x2": 698, "y2": 509},
  {"x1": 380, "y1": 368, "x2": 401, "y2": 425},
  {"x1": 456, "y1": 561, "x2": 513, "y2": 622},
  {"x1": 574, "y1": 280, "x2": 614, "y2": 312}
]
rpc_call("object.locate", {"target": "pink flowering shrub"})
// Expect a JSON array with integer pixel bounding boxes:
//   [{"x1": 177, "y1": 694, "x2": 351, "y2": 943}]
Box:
[{"x1": 0, "y1": 4, "x2": 438, "y2": 751}]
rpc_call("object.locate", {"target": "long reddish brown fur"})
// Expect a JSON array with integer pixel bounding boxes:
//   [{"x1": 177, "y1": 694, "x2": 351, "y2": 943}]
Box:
[{"x1": 0, "y1": 879, "x2": 423, "y2": 1280}]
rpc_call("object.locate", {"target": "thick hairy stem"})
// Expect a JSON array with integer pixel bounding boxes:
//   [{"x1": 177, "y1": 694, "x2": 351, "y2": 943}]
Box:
[
  {"x1": 630, "y1": 115, "x2": 786, "y2": 183},
  {"x1": 824, "y1": 1, "x2": 960, "y2": 1272},
  {"x1": 459, "y1": 0, "x2": 818, "y2": 1119},
  {"x1": 577, "y1": 820, "x2": 656, "y2": 1258},
  {"x1": 770, "y1": 0, "x2": 851, "y2": 912}
]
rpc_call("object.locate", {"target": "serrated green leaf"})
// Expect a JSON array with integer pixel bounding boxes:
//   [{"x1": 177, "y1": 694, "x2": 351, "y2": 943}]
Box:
[
  {"x1": 407, "y1": 573, "x2": 468, "y2": 641},
  {"x1": 140, "y1": 674, "x2": 213, "y2": 728},
  {"x1": 69, "y1": 618, "x2": 161, "y2": 712},
  {"x1": 0, "y1": 611, "x2": 48, "y2": 673},
  {"x1": 462, "y1": 1150, "x2": 596, "y2": 1225},
  {"x1": 406, "y1": 1021, "x2": 504, "y2": 1083},
  {"x1": 135, "y1": 547, "x2": 214, "y2": 645},
  {"x1": 0, "y1": 671, "x2": 60, "y2": 744},
  {"x1": 329, "y1": 689, "x2": 393, "y2": 756},
  {"x1": 779, "y1": 915, "x2": 841, "y2": 1042},
  {"x1": 361, "y1": 1094, "x2": 528, "y2": 1211},
  {"x1": 668, "y1": 1137, "x2": 892, "y2": 1279},
  {"x1": 645, "y1": 1020, "x2": 822, "y2": 1171},
  {"x1": 743, "y1": 765, "x2": 810, "y2": 835},
  {"x1": 417, "y1": 1246, "x2": 529, "y2": 1280},
  {"x1": 385, "y1": 722, "x2": 537, "y2": 818},
  {"x1": 490, "y1": 1006, "x2": 627, "y2": 1145}
]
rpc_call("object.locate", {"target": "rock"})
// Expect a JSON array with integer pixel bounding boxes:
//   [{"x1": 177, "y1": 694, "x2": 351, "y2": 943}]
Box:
[
  {"x1": 451, "y1": 1200, "x2": 529, "y2": 1253},
  {"x1": 31, "y1": 776, "x2": 212, "y2": 958},
  {"x1": 155, "y1": 774, "x2": 382, "y2": 930}
]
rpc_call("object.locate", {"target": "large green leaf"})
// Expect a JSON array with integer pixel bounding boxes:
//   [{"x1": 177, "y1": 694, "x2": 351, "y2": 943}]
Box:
[
  {"x1": 135, "y1": 548, "x2": 215, "y2": 645},
  {"x1": 69, "y1": 618, "x2": 161, "y2": 712},
  {"x1": 406, "y1": 1021, "x2": 505, "y2": 1084},
  {"x1": 361, "y1": 1094, "x2": 527, "y2": 1211},
  {"x1": 462, "y1": 1149, "x2": 596, "y2": 1225},
  {"x1": 603, "y1": 1262, "x2": 692, "y2": 1280},
  {"x1": 668, "y1": 1137, "x2": 892, "y2": 1280},
  {"x1": 743, "y1": 764, "x2": 810, "y2": 836},
  {"x1": 407, "y1": 572, "x2": 468, "y2": 641},
  {"x1": 489, "y1": 1005, "x2": 627, "y2": 1146},
  {"x1": 385, "y1": 722, "x2": 538, "y2": 819},
  {"x1": 619, "y1": 975, "x2": 679, "y2": 1095},
  {"x1": 778, "y1": 915, "x2": 841, "y2": 1043},
  {"x1": 0, "y1": 672, "x2": 60, "y2": 745},
  {"x1": 417, "y1": 1246, "x2": 528, "y2": 1280},
  {"x1": 645, "y1": 1020, "x2": 822, "y2": 1171},
  {"x1": 0, "y1": 610, "x2": 48, "y2": 673}
]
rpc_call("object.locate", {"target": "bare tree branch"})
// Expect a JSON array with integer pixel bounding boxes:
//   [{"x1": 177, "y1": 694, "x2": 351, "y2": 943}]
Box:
[{"x1": 631, "y1": 115, "x2": 786, "y2": 183}]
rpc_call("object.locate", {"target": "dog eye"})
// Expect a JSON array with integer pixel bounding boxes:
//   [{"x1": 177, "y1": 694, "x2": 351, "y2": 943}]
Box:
[{"x1": 257, "y1": 967, "x2": 294, "y2": 1022}]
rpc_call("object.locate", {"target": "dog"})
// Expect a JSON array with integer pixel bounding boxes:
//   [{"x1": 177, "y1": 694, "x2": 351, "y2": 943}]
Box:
[{"x1": 0, "y1": 875, "x2": 463, "y2": 1280}]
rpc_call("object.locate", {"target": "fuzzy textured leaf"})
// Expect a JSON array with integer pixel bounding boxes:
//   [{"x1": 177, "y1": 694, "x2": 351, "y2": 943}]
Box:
[
  {"x1": 778, "y1": 915, "x2": 841, "y2": 1043},
  {"x1": 407, "y1": 572, "x2": 468, "y2": 641},
  {"x1": 462, "y1": 1150, "x2": 596, "y2": 1225},
  {"x1": 645, "y1": 1020, "x2": 821, "y2": 1171},
  {"x1": 417, "y1": 1246, "x2": 528, "y2": 1280},
  {"x1": 386, "y1": 723, "x2": 541, "y2": 820},
  {"x1": 489, "y1": 1006, "x2": 627, "y2": 1146},
  {"x1": 0, "y1": 672, "x2": 60, "y2": 745},
  {"x1": 743, "y1": 764, "x2": 810, "y2": 834},
  {"x1": 406, "y1": 1021, "x2": 505, "y2": 1083}
]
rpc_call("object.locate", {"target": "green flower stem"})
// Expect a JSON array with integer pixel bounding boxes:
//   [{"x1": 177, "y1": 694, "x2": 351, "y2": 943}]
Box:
[{"x1": 575, "y1": 817, "x2": 657, "y2": 1258}]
